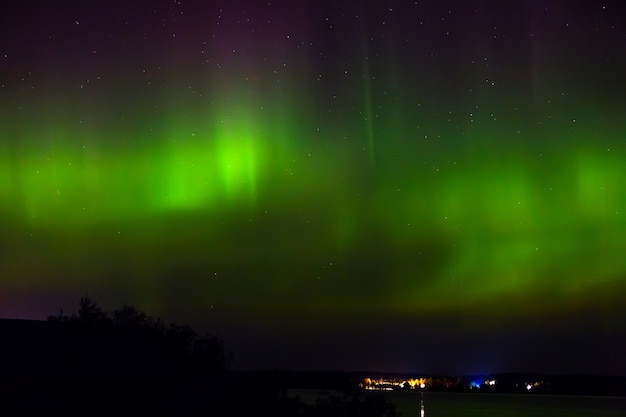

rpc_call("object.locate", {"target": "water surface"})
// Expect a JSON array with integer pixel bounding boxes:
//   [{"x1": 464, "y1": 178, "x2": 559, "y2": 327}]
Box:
[
  {"x1": 387, "y1": 391, "x2": 626, "y2": 417},
  {"x1": 289, "y1": 389, "x2": 626, "y2": 416}
]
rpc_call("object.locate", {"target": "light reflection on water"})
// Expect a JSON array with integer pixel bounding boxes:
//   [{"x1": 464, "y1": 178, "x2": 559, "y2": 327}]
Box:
[
  {"x1": 388, "y1": 391, "x2": 626, "y2": 417},
  {"x1": 288, "y1": 389, "x2": 626, "y2": 417}
]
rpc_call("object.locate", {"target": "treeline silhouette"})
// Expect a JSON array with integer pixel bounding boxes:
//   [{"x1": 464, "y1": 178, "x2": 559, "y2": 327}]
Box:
[
  {"x1": 0, "y1": 296, "x2": 399, "y2": 416},
  {"x1": 47, "y1": 296, "x2": 233, "y2": 374}
]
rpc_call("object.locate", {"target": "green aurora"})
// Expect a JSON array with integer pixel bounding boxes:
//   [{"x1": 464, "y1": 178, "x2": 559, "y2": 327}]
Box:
[{"x1": 2, "y1": 104, "x2": 625, "y2": 316}]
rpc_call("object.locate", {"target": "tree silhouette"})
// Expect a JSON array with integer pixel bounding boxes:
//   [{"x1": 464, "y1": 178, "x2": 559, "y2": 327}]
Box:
[
  {"x1": 112, "y1": 304, "x2": 148, "y2": 327},
  {"x1": 73, "y1": 296, "x2": 109, "y2": 324},
  {"x1": 48, "y1": 296, "x2": 234, "y2": 372},
  {"x1": 192, "y1": 334, "x2": 234, "y2": 372},
  {"x1": 166, "y1": 322, "x2": 197, "y2": 351}
]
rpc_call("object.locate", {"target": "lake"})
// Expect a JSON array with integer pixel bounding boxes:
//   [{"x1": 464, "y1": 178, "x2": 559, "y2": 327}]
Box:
[
  {"x1": 388, "y1": 391, "x2": 626, "y2": 417},
  {"x1": 289, "y1": 389, "x2": 626, "y2": 416}
]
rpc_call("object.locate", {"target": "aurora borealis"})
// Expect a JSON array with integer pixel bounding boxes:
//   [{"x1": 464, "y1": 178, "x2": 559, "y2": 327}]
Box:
[{"x1": 1, "y1": 1, "x2": 625, "y2": 375}]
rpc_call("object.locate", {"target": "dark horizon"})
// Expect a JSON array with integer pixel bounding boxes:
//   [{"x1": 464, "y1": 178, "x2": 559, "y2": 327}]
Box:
[
  {"x1": 1, "y1": 315, "x2": 625, "y2": 382},
  {"x1": 1, "y1": 0, "x2": 625, "y2": 378},
  {"x1": 2, "y1": 294, "x2": 625, "y2": 378}
]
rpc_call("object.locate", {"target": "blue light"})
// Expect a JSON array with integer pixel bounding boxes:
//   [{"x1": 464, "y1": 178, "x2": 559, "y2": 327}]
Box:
[{"x1": 469, "y1": 380, "x2": 484, "y2": 389}]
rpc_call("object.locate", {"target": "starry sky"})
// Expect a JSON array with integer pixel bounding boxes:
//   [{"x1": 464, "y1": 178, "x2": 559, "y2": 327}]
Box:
[{"x1": 1, "y1": 0, "x2": 626, "y2": 376}]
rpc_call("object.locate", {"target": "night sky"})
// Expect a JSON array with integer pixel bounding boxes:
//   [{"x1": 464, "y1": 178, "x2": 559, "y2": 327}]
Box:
[{"x1": 2, "y1": 0, "x2": 626, "y2": 376}]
